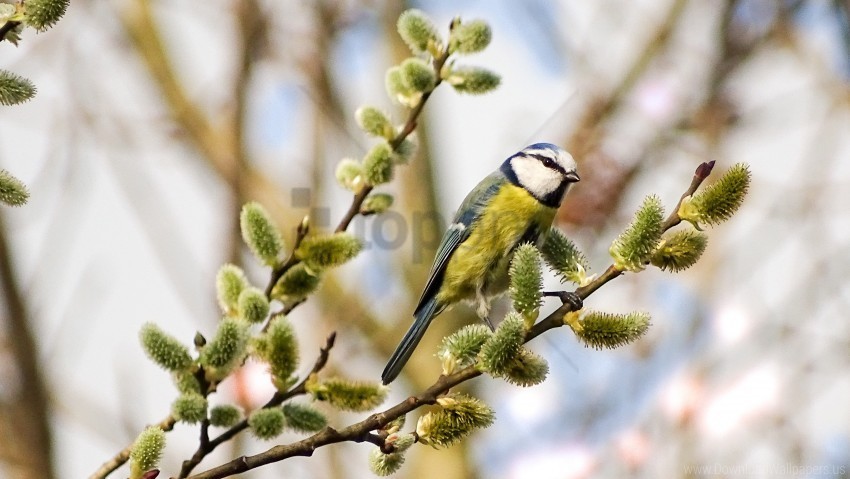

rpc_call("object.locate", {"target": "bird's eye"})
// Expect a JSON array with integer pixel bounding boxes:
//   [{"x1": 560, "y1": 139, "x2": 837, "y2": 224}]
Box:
[{"x1": 542, "y1": 158, "x2": 555, "y2": 168}]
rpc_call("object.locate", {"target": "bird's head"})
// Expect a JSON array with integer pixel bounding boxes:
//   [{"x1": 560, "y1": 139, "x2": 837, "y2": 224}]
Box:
[{"x1": 502, "y1": 143, "x2": 580, "y2": 207}]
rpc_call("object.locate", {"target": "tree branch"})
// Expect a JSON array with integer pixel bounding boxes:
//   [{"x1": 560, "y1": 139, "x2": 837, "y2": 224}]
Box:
[
  {"x1": 186, "y1": 161, "x2": 716, "y2": 479},
  {"x1": 265, "y1": 46, "x2": 452, "y2": 296}
]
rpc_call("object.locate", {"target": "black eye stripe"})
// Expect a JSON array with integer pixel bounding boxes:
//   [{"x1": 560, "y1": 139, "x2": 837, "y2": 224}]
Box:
[{"x1": 529, "y1": 153, "x2": 566, "y2": 174}]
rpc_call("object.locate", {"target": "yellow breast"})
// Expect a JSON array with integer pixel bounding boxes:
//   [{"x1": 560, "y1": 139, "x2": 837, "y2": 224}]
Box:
[{"x1": 437, "y1": 184, "x2": 557, "y2": 305}]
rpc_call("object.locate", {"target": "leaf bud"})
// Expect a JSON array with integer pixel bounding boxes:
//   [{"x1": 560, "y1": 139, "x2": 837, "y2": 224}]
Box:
[
  {"x1": 355, "y1": 106, "x2": 394, "y2": 139},
  {"x1": 609, "y1": 195, "x2": 664, "y2": 272},
  {"x1": 237, "y1": 287, "x2": 269, "y2": 323},
  {"x1": 129, "y1": 426, "x2": 165, "y2": 479},
  {"x1": 240, "y1": 202, "x2": 284, "y2": 267},
  {"x1": 397, "y1": 9, "x2": 441, "y2": 54},
  {"x1": 362, "y1": 142, "x2": 394, "y2": 186},
  {"x1": 295, "y1": 233, "x2": 363, "y2": 272},
  {"x1": 248, "y1": 407, "x2": 285, "y2": 440},
  {"x1": 209, "y1": 404, "x2": 241, "y2": 427},
  {"x1": 0, "y1": 169, "x2": 29, "y2": 206},
  {"x1": 444, "y1": 66, "x2": 500, "y2": 94},
  {"x1": 0, "y1": 70, "x2": 36, "y2": 106},
  {"x1": 449, "y1": 19, "x2": 492, "y2": 54},
  {"x1": 172, "y1": 392, "x2": 208, "y2": 424},
  {"x1": 139, "y1": 323, "x2": 193, "y2": 372}
]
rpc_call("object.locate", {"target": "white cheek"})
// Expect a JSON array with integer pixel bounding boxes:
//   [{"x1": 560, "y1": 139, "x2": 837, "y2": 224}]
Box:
[{"x1": 512, "y1": 158, "x2": 561, "y2": 197}]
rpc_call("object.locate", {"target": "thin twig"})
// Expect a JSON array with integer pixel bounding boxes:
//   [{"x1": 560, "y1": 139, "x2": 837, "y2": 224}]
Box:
[
  {"x1": 334, "y1": 47, "x2": 452, "y2": 235},
  {"x1": 662, "y1": 160, "x2": 715, "y2": 230},
  {"x1": 268, "y1": 44, "x2": 453, "y2": 307}
]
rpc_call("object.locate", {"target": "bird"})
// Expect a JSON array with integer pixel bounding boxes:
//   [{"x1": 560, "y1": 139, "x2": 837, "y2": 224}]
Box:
[{"x1": 381, "y1": 143, "x2": 580, "y2": 385}]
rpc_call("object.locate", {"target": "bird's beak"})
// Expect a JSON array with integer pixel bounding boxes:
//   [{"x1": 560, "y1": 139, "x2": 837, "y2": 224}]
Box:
[{"x1": 566, "y1": 171, "x2": 580, "y2": 182}]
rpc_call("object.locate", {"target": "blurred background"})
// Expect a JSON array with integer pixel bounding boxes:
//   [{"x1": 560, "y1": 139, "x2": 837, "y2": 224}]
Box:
[{"x1": 1, "y1": 0, "x2": 849, "y2": 478}]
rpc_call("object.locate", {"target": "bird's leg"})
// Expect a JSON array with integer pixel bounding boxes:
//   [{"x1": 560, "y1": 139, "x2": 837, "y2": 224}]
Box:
[
  {"x1": 475, "y1": 288, "x2": 496, "y2": 331},
  {"x1": 542, "y1": 290, "x2": 583, "y2": 311},
  {"x1": 482, "y1": 315, "x2": 497, "y2": 331}
]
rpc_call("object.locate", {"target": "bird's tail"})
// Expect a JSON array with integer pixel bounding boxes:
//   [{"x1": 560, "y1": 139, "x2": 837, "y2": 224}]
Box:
[{"x1": 381, "y1": 296, "x2": 440, "y2": 385}]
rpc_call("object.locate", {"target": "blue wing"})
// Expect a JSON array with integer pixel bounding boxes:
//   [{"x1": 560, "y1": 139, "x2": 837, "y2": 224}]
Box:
[
  {"x1": 382, "y1": 170, "x2": 507, "y2": 384},
  {"x1": 413, "y1": 170, "x2": 507, "y2": 317}
]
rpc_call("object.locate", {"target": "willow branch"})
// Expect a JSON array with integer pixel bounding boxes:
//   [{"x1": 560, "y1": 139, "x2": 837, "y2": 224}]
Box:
[
  {"x1": 265, "y1": 45, "x2": 452, "y2": 294},
  {"x1": 186, "y1": 367, "x2": 480, "y2": 479},
  {"x1": 187, "y1": 160, "x2": 716, "y2": 479}
]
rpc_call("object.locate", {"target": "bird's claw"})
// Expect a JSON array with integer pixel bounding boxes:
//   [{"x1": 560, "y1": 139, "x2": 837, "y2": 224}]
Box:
[
  {"x1": 543, "y1": 290, "x2": 583, "y2": 311},
  {"x1": 562, "y1": 291, "x2": 583, "y2": 311}
]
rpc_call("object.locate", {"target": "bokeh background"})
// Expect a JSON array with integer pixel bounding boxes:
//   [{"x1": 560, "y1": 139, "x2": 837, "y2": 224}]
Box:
[{"x1": 2, "y1": 0, "x2": 849, "y2": 478}]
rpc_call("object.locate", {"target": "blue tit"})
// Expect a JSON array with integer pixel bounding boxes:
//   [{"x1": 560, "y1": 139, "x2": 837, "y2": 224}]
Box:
[{"x1": 381, "y1": 143, "x2": 580, "y2": 384}]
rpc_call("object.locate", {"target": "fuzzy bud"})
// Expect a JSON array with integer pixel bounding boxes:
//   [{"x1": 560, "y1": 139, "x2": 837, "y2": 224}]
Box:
[
  {"x1": 237, "y1": 287, "x2": 269, "y2": 323},
  {"x1": 240, "y1": 202, "x2": 284, "y2": 267},
  {"x1": 610, "y1": 195, "x2": 664, "y2": 272},
  {"x1": 444, "y1": 66, "x2": 500, "y2": 95},
  {"x1": 271, "y1": 263, "x2": 321, "y2": 303},
  {"x1": 282, "y1": 403, "x2": 327, "y2": 433},
  {"x1": 397, "y1": 9, "x2": 440, "y2": 54},
  {"x1": 509, "y1": 244, "x2": 543, "y2": 327},
  {"x1": 382, "y1": 415, "x2": 406, "y2": 435},
  {"x1": 360, "y1": 193, "x2": 394, "y2": 215},
  {"x1": 438, "y1": 324, "x2": 491, "y2": 375},
  {"x1": 172, "y1": 393, "x2": 208, "y2": 424},
  {"x1": 571, "y1": 310, "x2": 651, "y2": 350},
  {"x1": 0, "y1": 70, "x2": 36, "y2": 106},
  {"x1": 449, "y1": 19, "x2": 492, "y2": 54},
  {"x1": 679, "y1": 163, "x2": 751, "y2": 229},
  {"x1": 0, "y1": 169, "x2": 29, "y2": 206},
  {"x1": 355, "y1": 106, "x2": 394, "y2": 139},
  {"x1": 252, "y1": 316, "x2": 299, "y2": 383},
  {"x1": 400, "y1": 58, "x2": 436, "y2": 94},
  {"x1": 497, "y1": 348, "x2": 549, "y2": 387},
  {"x1": 215, "y1": 264, "x2": 248, "y2": 315},
  {"x1": 295, "y1": 233, "x2": 363, "y2": 272},
  {"x1": 369, "y1": 433, "x2": 415, "y2": 476},
  {"x1": 139, "y1": 323, "x2": 193, "y2": 372},
  {"x1": 248, "y1": 407, "x2": 286, "y2": 440},
  {"x1": 541, "y1": 227, "x2": 589, "y2": 284},
  {"x1": 172, "y1": 370, "x2": 202, "y2": 395},
  {"x1": 335, "y1": 158, "x2": 365, "y2": 192},
  {"x1": 362, "y1": 142, "x2": 394, "y2": 186},
  {"x1": 309, "y1": 377, "x2": 388, "y2": 412},
  {"x1": 209, "y1": 405, "x2": 241, "y2": 427},
  {"x1": 385, "y1": 66, "x2": 421, "y2": 107},
  {"x1": 24, "y1": 0, "x2": 68, "y2": 31},
  {"x1": 650, "y1": 230, "x2": 708, "y2": 272},
  {"x1": 479, "y1": 312, "x2": 525, "y2": 376},
  {"x1": 416, "y1": 393, "x2": 495, "y2": 448},
  {"x1": 129, "y1": 426, "x2": 165, "y2": 479},
  {"x1": 199, "y1": 318, "x2": 248, "y2": 380}
]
